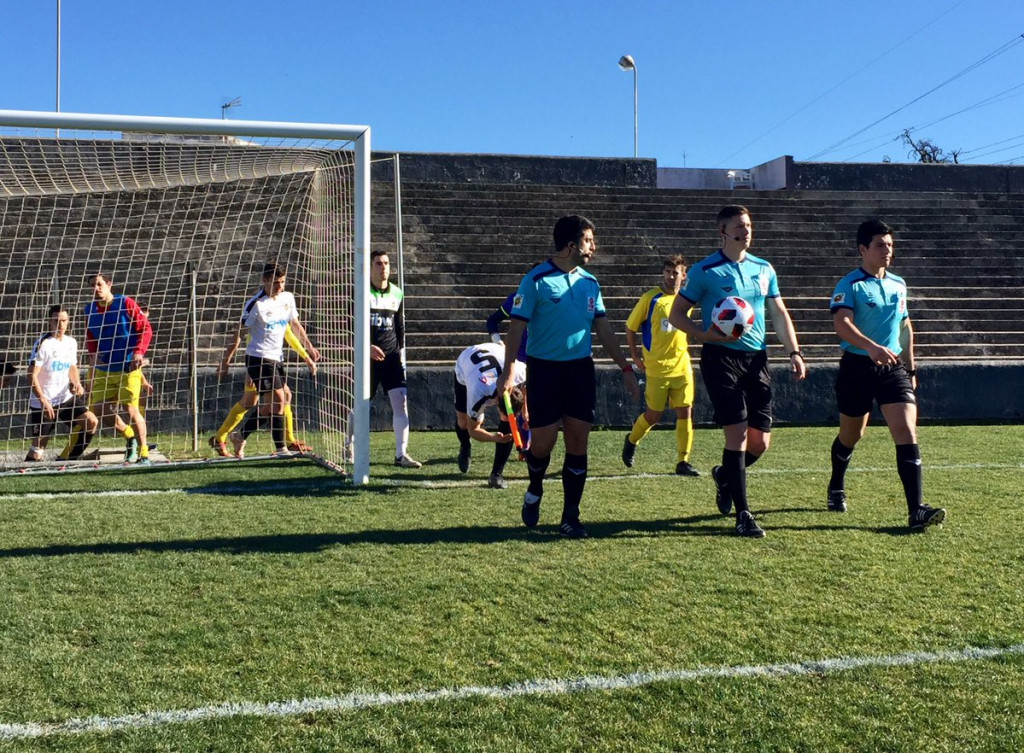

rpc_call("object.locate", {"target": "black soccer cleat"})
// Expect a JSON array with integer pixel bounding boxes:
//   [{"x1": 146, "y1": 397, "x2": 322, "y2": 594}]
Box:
[
  {"x1": 711, "y1": 465, "x2": 732, "y2": 515},
  {"x1": 827, "y1": 488, "x2": 848, "y2": 513},
  {"x1": 675, "y1": 461, "x2": 701, "y2": 477},
  {"x1": 487, "y1": 473, "x2": 508, "y2": 489},
  {"x1": 559, "y1": 520, "x2": 589, "y2": 539},
  {"x1": 735, "y1": 510, "x2": 766, "y2": 538},
  {"x1": 909, "y1": 504, "x2": 946, "y2": 531},
  {"x1": 457, "y1": 443, "x2": 471, "y2": 474},
  {"x1": 521, "y1": 490, "x2": 542, "y2": 528},
  {"x1": 622, "y1": 434, "x2": 638, "y2": 468}
]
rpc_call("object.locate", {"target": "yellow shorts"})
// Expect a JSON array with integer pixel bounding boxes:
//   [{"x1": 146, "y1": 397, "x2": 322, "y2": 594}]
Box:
[
  {"x1": 90, "y1": 368, "x2": 143, "y2": 409},
  {"x1": 645, "y1": 372, "x2": 694, "y2": 412}
]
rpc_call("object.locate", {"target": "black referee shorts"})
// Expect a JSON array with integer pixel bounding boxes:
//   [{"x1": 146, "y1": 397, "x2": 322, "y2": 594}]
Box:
[
  {"x1": 699, "y1": 344, "x2": 772, "y2": 431},
  {"x1": 526, "y1": 356, "x2": 596, "y2": 428},
  {"x1": 835, "y1": 351, "x2": 916, "y2": 417}
]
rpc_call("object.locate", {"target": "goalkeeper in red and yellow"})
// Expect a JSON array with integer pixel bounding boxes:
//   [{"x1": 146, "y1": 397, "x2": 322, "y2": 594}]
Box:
[
  {"x1": 622, "y1": 255, "x2": 701, "y2": 477},
  {"x1": 84, "y1": 272, "x2": 154, "y2": 464}
]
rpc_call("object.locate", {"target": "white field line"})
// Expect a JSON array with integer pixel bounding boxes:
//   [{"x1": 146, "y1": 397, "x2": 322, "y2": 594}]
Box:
[
  {"x1": 1, "y1": 461, "x2": 1021, "y2": 500},
  {"x1": 1, "y1": 643, "x2": 1021, "y2": 741}
]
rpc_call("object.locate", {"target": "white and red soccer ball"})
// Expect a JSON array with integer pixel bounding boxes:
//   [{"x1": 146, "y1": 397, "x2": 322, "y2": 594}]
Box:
[{"x1": 711, "y1": 296, "x2": 755, "y2": 338}]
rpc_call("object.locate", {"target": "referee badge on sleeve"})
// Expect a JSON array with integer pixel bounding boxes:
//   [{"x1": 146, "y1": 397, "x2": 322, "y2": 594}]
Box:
[{"x1": 832, "y1": 293, "x2": 846, "y2": 304}]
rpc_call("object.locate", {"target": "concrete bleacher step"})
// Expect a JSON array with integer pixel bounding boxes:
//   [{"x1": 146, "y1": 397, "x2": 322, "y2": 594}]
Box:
[{"x1": 386, "y1": 180, "x2": 1024, "y2": 364}]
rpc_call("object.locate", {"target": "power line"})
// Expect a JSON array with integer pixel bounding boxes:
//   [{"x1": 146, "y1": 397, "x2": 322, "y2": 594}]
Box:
[
  {"x1": 714, "y1": 0, "x2": 968, "y2": 166},
  {"x1": 804, "y1": 33, "x2": 1024, "y2": 161}
]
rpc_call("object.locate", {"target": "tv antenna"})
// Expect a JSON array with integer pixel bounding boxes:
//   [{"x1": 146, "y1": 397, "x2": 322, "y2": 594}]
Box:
[{"x1": 220, "y1": 97, "x2": 242, "y2": 119}]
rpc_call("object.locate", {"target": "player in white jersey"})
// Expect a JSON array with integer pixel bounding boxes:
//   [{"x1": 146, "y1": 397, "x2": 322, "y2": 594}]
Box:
[
  {"x1": 25, "y1": 305, "x2": 98, "y2": 462},
  {"x1": 453, "y1": 342, "x2": 527, "y2": 489},
  {"x1": 219, "y1": 262, "x2": 319, "y2": 456}
]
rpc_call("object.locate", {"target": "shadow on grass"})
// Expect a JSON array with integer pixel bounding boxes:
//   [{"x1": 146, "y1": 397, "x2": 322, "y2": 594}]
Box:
[
  {"x1": 0, "y1": 514, "x2": 739, "y2": 559},
  {"x1": 0, "y1": 507, "x2": 928, "y2": 560}
]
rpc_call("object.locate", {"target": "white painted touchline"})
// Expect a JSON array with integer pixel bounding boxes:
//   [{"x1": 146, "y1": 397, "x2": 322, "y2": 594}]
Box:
[{"x1": 0, "y1": 643, "x2": 1020, "y2": 740}]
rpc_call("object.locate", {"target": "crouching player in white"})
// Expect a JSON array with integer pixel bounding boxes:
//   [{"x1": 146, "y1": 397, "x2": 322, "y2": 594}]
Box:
[
  {"x1": 26, "y1": 305, "x2": 99, "y2": 462},
  {"x1": 453, "y1": 342, "x2": 528, "y2": 489},
  {"x1": 827, "y1": 219, "x2": 945, "y2": 531}
]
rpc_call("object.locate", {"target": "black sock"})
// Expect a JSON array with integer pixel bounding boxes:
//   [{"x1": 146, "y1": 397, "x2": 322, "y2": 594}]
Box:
[
  {"x1": 524, "y1": 449, "x2": 550, "y2": 498},
  {"x1": 492, "y1": 420, "x2": 513, "y2": 475},
  {"x1": 68, "y1": 430, "x2": 96, "y2": 460},
  {"x1": 896, "y1": 443, "x2": 923, "y2": 513},
  {"x1": 723, "y1": 448, "x2": 748, "y2": 515},
  {"x1": 744, "y1": 451, "x2": 761, "y2": 468},
  {"x1": 271, "y1": 414, "x2": 285, "y2": 450},
  {"x1": 561, "y1": 452, "x2": 588, "y2": 524},
  {"x1": 829, "y1": 436, "x2": 854, "y2": 491},
  {"x1": 455, "y1": 425, "x2": 470, "y2": 449},
  {"x1": 240, "y1": 414, "x2": 260, "y2": 441}
]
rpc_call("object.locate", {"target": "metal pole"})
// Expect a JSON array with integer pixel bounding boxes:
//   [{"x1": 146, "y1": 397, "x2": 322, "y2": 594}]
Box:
[
  {"x1": 56, "y1": 0, "x2": 61, "y2": 113},
  {"x1": 352, "y1": 129, "x2": 372, "y2": 484},
  {"x1": 632, "y1": 67, "x2": 638, "y2": 158},
  {"x1": 394, "y1": 154, "x2": 405, "y2": 294},
  {"x1": 189, "y1": 264, "x2": 199, "y2": 452}
]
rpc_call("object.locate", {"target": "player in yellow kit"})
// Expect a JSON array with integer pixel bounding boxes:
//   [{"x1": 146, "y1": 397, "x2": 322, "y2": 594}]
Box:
[{"x1": 622, "y1": 255, "x2": 700, "y2": 476}]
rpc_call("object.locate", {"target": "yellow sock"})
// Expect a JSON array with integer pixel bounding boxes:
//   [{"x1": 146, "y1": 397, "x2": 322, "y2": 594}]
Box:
[
  {"x1": 59, "y1": 425, "x2": 83, "y2": 460},
  {"x1": 629, "y1": 414, "x2": 652, "y2": 445},
  {"x1": 216, "y1": 401, "x2": 249, "y2": 442},
  {"x1": 676, "y1": 417, "x2": 694, "y2": 463},
  {"x1": 139, "y1": 443, "x2": 149, "y2": 459},
  {"x1": 284, "y1": 403, "x2": 296, "y2": 444},
  {"x1": 122, "y1": 426, "x2": 136, "y2": 440}
]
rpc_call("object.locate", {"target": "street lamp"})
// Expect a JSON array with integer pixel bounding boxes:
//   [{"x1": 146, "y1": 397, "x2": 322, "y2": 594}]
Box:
[{"x1": 618, "y1": 54, "x2": 637, "y2": 158}]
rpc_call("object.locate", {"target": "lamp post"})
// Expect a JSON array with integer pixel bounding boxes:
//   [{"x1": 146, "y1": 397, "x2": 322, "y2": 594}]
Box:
[{"x1": 618, "y1": 54, "x2": 637, "y2": 158}]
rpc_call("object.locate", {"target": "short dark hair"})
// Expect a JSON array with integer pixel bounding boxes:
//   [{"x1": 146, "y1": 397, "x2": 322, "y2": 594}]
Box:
[
  {"x1": 716, "y1": 205, "x2": 750, "y2": 228},
  {"x1": 498, "y1": 385, "x2": 527, "y2": 417},
  {"x1": 663, "y1": 254, "x2": 686, "y2": 269},
  {"x1": 91, "y1": 272, "x2": 111, "y2": 284},
  {"x1": 552, "y1": 215, "x2": 595, "y2": 252},
  {"x1": 262, "y1": 261, "x2": 286, "y2": 279},
  {"x1": 48, "y1": 304, "x2": 64, "y2": 317},
  {"x1": 371, "y1": 249, "x2": 390, "y2": 261},
  {"x1": 857, "y1": 219, "x2": 894, "y2": 249}
]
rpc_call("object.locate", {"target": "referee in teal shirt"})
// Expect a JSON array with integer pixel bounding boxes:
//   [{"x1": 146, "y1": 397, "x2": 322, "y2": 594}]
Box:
[
  {"x1": 496, "y1": 215, "x2": 639, "y2": 539},
  {"x1": 827, "y1": 219, "x2": 946, "y2": 532}
]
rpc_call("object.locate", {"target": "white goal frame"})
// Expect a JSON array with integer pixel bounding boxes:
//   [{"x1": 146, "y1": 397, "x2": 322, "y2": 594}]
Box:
[{"x1": 0, "y1": 109, "x2": 372, "y2": 484}]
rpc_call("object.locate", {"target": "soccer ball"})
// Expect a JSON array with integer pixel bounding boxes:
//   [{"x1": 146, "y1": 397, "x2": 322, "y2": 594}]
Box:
[{"x1": 710, "y1": 296, "x2": 756, "y2": 338}]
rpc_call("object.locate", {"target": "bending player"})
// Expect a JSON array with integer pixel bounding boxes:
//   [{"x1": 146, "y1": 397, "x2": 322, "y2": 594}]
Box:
[
  {"x1": 25, "y1": 305, "x2": 98, "y2": 462},
  {"x1": 453, "y1": 341, "x2": 527, "y2": 489}
]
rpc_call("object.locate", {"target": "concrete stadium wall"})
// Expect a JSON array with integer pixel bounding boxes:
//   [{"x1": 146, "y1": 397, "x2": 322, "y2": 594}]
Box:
[
  {"x1": 375, "y1": 361, "x2": 1024, "y2": 431},
  {"x1": 371, "y1": 152, "x2": 658, "y2": 187}
]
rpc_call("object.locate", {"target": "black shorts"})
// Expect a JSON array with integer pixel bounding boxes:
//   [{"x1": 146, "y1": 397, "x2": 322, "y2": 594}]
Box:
[
  {"x1": 28, "y1": 396, "x2": 89, "y2": 439},
  {"x1": 526, "y1": 356, "x2": 596, "y2": 428},
  {"x1": 371, "y1": 350, "x2": 406, "y2": 395},
  {"x1": 245, "y1": 355, "x2": 286, "y2": 394},
  {"x1": 452, "y1": 373, "x2": 468, "y2": 414},
  {"x1": 699, "y1": 344, "x2": 772, "y2": 431},
  {"x1": 835, "y1": 351, "x2": 916, "y2": 417}
]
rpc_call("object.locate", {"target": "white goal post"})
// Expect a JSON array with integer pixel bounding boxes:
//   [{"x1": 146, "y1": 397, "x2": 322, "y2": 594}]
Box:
[{"x1": 0, "y1": 109, "x2": 372, "y2": 484}]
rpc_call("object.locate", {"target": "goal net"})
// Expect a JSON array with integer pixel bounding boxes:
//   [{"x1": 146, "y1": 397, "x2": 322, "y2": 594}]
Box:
[{"x1": 0, "y1": 110, "x2": 371, "y2": 482}]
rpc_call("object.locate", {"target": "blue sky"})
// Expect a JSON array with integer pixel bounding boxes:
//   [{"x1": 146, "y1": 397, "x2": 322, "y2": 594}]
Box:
[{"x1": 3, "y1": 1, "x2": 1023, "y2": 168}]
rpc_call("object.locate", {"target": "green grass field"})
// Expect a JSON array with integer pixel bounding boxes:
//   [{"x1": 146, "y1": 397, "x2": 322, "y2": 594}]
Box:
[{"x1": 0, "y1": 424, "x2": 1021, "y2": 752}]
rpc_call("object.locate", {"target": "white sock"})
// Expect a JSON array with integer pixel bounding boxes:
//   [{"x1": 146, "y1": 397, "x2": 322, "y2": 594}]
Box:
[{"x1": 388, "y1": 387, "x2": 411, "y2": 457}]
